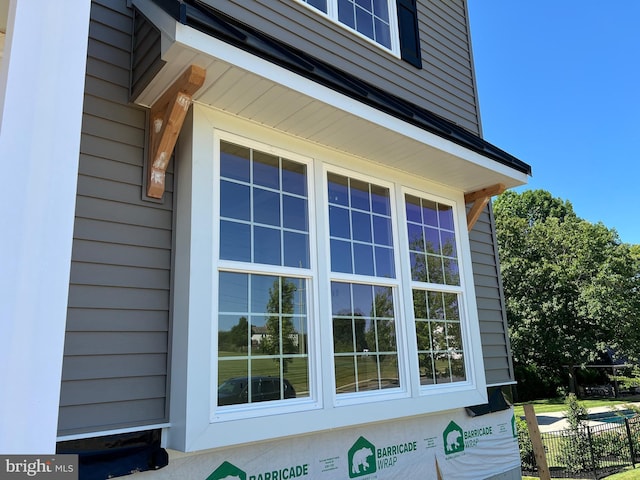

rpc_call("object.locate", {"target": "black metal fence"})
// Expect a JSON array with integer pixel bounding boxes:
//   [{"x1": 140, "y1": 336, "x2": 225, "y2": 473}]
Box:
[{"x1": 519, "y1": 415, "x2": 640, "y2": 479}]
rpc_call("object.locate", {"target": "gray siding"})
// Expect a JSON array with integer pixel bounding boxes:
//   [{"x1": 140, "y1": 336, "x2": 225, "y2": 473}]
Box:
[
  {"x1": 59, "y1": 0, "x2": 171, "y2": 435},
  {"x1": 469, "y1": 204, "x2": 515, "y2": 385},
  {"x1": 210, "y1": 0, "x2": 480, "y2": 133}
]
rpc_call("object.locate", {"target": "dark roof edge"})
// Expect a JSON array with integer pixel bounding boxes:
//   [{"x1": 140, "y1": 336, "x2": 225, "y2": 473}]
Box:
[{"x1": 151, "y1": 0, "x2": 532, "y2": 177}]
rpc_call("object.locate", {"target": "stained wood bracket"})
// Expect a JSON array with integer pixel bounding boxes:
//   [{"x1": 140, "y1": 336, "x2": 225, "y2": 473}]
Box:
[
  {"x1": 464, "y1": 183, "x2": 505, "y2": 231},
  {"x1": 147, "y1": 65, "x2": 206, "y2": 199}
]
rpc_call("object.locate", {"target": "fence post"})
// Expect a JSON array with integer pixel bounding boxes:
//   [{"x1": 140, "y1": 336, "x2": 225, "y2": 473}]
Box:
[
  {"x1": 587, "y1": 426, "x2": 598, "y2": 480},
  {"x1": 625, "y1": 418, "x2": 636, "y2": 468},
  {"x1": 523, "y1": 404, "x2": 551, "y2": 480}
]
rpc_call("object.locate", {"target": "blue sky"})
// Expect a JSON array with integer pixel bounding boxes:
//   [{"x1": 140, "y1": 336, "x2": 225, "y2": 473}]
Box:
[{"x1": 467, "y1": 1, "x2": 640, "y2": 245}]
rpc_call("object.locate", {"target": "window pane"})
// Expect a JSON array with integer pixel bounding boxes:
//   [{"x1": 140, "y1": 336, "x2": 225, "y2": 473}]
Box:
[
  {"x1": 375, "y1": 246, "x2": 395, "y2": 278},
  {"x1": 374, "y1": 18, "x2": 391, "y2": 48},
  {"x1": 372, "y1": 0, "x2": 389, "y2": 21},
  {"x1": 220, "y1": 181, "x2": 250, "y2": 220},
  {"x1": 438, "y1": 204, "x2": 455, "y2": 231},
  {"x1": 220, "y1": 141, "x2": 250, "y2": 182},
  {"x1": 410, "y1": 252, "x2": 427, "y2": 282},
  {"x1": 329, "y1": 206, "x2": 351, "y2": 239},
  {"x1": 352, "y1": 211, "x2": 372, "y2": 242},
  {"x1": 373, "y1": 216, "x2": 392, "y2": 246},
  {"x1": 350, "y1": 179, "x2": 370, "y2": 211},
  {"x1": 331, "y1": 282, "x2": 399, "y2": 394},
  {"x1": 405, "y1": 194, "x2": 421, "y2": 223},
  {"x1": 254, "y1": 226, "x2": 281, "y2": 265},
  {"x1": 284, "y1": 231, "x2": 309, "y2": 268},
  {"x1": 303, "y1": 0, "x2": 327, "y2": 13},
  {"x1": 419, "y1": 354, "x2": 435, "y2": 385},
  {"x1": 219, "y1": 315, "x2": 249, "y2": 355},
  {"x1": 333, "y1": 319, "x2": 355, "y2": 353},
  {"x1": 337, "y1": 0, "x2": 355, "y2": 28},
  {"x1": 218, "y1": 274, "x2": 309, "y2": 407},
  {"x1": 355, "y1": 5, "x2": 375, "y2": 40},
  {"x1": 283, "y1": 195, "x2": 308, "y2": 231},
  {"x1": 353, "y1": 243, "x2": 374, "y2": 276},
  {"x1": 331, "y1": 282, "x2": 352, "y2": 316},
  {"x1": 330, "y1": 239, "x2": 353, "y2": 273},
  {"x1": 251, "y1": 275, "x2": 278, "y2": 313},
  {"x1": 327, "y1": 173, "x2": 349, "y2": 206},
  {"x1": 253, "y1": 188, "x2": 280, "y2": 226},
  {"x1": 282, "y1": 159, "x2": 307, "y2": 196},
  {"x1": 335, "y1": 357, "x2": 356, "y2": 393},
  {"x1": 253, "y1": 150, "x2": 279, "y2": 189},
  {"x1": 371, "y1": 184, "x2": 390, "y2": 215},
  {"x1": 220, "y1": 221, "x2": 250, "y2": 261},
  {"x1": 422, "y1": 199, "x2": 438, "y2": 227},
  {"x1": 219, "y1": 272, "x2": 248, "y2": 312}
]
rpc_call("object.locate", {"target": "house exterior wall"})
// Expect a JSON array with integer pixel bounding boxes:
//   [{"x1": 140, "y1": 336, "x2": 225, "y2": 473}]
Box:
[
  {"x1": 201, "y1": 0, "x2": 481, "y2": 133},
  {"x1": 58, "y1": 0, "x2": 172, "y2": 436},
  {"x1": 56, "y1": 0, "x2": 515, "y2": 438}
]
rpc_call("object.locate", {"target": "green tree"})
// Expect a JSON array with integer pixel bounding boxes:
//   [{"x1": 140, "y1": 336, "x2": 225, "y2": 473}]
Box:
[{"x1": 494, "y1": 190, "x2": 640, "y2": 397}]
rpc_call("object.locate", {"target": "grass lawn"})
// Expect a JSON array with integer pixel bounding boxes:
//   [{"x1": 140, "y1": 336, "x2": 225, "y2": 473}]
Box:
[
  {"x1": 523, "y1": 467, "x2": 639, "y2": 479},
  {"x1": 513, "y1": 396, "x2": 640, "y2": 418}
]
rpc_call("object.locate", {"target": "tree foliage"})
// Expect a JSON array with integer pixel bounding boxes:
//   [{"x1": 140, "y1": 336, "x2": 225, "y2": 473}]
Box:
[{"x1": 493, "y1": 190, "x2": 640, "y2": 396}]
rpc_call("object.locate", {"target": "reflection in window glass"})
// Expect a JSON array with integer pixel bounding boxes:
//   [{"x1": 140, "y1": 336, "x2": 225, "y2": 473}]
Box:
[
  {"x1": 405, "y1": 195, "x2": 459, "y2": 286},
  {"x1": 331, "y1": 282, "x2": 399, "y2": 394},
  {"x1": 327, "y1": 173, "x2": 394, "y2": 278},
  {"x1": 413, "y1": 289, "x2": 465, "y2": 385},
  {"x1": 218, "y1": 272, "x2": 309, "y2": 406},
  {"x1": 220, "y1": 141, "x2": 309, "y2": 269}
]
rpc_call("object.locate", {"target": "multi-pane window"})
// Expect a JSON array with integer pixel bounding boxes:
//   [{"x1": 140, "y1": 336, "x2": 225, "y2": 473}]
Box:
[
  {"x1": 299, "y1": 0, "x2": 394, "y2": 50},
  {"x1": 405, "y1": 194, "x2": 466, "y2": 386},
  {"x1": 327, "y1": 173, "x2": 400, "y2": 395},
  {"x1": 217, "y1": 141, "x2": 311, "y2": 408},
  {"x1": 215, "y1": 136, "x2": 472, "y2": 413}
]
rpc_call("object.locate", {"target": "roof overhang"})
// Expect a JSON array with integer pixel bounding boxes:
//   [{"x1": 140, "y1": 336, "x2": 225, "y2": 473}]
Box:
[{"x1": 131, "y1": 0, "x2": 530, "y2": 195}]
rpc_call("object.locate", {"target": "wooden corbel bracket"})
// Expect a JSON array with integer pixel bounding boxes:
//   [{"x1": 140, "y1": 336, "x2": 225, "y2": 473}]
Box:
[
  {"x1": 147, "y1": 65, "x2": 206, "y2": 199},
  {"x1": 464, "y1": 183, "x2": 506, "y2": 231}
]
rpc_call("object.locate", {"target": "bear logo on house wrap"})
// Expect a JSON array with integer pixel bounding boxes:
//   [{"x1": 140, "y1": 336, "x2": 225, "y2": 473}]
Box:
[
  {"x1": 348, "y1": 436, "x2": 377, "y2": 478},
  {"x1": 207, "y1": 461, "x2": 246, "y2": 480},
  {"x1": 442, "y1": 421, "x2": 465, "y2": 455}
]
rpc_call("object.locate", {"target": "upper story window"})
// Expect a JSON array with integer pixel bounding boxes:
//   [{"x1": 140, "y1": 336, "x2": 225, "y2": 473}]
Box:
[{"x1": 300, "y1": 0, "x2": 396, "y2": 51}]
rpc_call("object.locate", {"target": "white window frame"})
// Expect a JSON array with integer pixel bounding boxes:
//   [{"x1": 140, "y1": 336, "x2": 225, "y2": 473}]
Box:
[
  {"x1": 168, "y1": 105, "x2": 487, "y2": 452},
  {"x1": 295, "y1": 0, "x2": 401, "y2": 57}
]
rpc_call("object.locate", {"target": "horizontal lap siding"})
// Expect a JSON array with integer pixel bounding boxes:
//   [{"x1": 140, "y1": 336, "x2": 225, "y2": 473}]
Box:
[
  {"x1": 212, "y1": 0, "x2": 480, "y2": 133},
  {"x1": 59, "y1": 0, "x2": 171, "y2": 435},
  {"x1": 469, "y1": 204, "x2": 515, "y2": 385}
]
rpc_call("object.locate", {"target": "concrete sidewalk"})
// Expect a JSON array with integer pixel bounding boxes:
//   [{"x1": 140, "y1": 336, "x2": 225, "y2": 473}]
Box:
[{"x1": 530, "y1": 402, "x2": 640, "y2": 433}]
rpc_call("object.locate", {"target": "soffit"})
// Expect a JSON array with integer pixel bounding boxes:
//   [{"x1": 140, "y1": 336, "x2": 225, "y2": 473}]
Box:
[{"x1": 132, "y1": 0, "x2": 530, "y2": 194}]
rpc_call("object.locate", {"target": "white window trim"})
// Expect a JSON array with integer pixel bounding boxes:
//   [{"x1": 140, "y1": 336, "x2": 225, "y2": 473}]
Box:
[
  {"x1": 168, "y1": 104, "x2": 487, "y2": 452},
  {"x1": 294, "y1": 0, "x2": 401, "y2": 58}
]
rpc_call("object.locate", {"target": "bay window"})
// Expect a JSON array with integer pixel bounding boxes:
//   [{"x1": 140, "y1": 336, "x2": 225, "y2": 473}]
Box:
[{"x1": 171, "y1": 106, "x2": 487, "y2": 450}]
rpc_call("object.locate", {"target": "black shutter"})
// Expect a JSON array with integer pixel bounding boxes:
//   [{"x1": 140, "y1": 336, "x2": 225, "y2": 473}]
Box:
[{"x1": 396, "y1": 0, "x2": 422, "y2": 68}]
